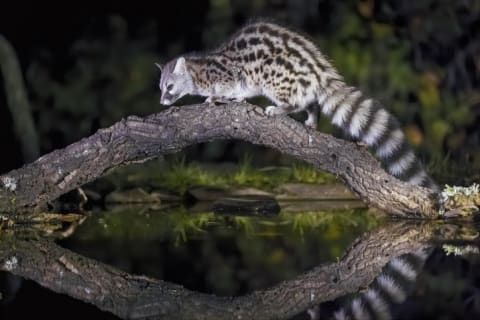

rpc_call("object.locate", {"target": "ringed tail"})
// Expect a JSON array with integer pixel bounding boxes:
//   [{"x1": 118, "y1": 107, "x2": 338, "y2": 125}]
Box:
[
  {"x1": 318, "y1": 85, "x2": 438, "y2": 191},
  {"x1": 333, "y1": 248, "x2": 431, "y2": 320}
]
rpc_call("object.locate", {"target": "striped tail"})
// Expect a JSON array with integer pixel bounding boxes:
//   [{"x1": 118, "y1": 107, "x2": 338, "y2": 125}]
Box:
[
  {"x1": 318, "y1": 85, "x2": 438, "y2": 191},
  {"x1": 333, "y1": 248, "x2": 431, "y2": 320}
]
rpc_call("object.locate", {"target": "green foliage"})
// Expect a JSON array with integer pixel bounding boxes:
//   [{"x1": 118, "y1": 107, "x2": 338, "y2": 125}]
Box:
[
  {"x1": 73, "y1": 204, "x2": 381, "y2": 249},
  {"x1": 317, "y1": 1, "x2": 479, "y2": 180},
  {"x1": 230, "y1": 155, "x2": 275, "y2": 187},
  {"x1": 78, "y1": 205, "x2": 215, "y2": 243},
  {"x1": 105, "y1": 156, "x2": 337, "y2": 194},
  {"x1": 291, "y1": 162, "x2": 336, "y2": 184},
  {"x1": 283, "y1": 209, "x2": 382, "y2": 238},
  {"x1": 158, "y1": 158, "x2": 229, "y2": 194}
]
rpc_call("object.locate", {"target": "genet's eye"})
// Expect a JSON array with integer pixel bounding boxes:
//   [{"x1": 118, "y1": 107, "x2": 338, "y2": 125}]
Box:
[{"x1": 167, "y1": 84, "x2": 174, "y2": 92}]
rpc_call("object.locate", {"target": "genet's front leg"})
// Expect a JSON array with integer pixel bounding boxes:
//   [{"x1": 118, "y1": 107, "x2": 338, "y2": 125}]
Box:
[{"x1": 205, "y1": 96, "x2": 232, "y2": 104}]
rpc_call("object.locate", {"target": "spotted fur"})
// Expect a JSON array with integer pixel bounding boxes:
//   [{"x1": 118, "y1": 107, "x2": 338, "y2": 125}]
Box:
[{"x1": 157, "y1": 21, "x2": 437, "y2": 189}]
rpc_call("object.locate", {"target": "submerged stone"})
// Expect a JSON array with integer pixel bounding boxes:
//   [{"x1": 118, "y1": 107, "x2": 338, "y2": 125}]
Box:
[
  {"x1": 186, "y1": 185, "x2": 274, "y2": 201},
  {"x1": 213, "y1": 195, "x2": 280, "y2": 216},
  {"x1": 105, "y1": 187, "x2": 181, "y2": 203},
  {"x1": 186, "y1": 186, "x2": 230, "y2": 201}
]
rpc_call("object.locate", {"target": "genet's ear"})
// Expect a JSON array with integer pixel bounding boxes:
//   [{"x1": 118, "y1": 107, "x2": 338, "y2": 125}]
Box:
[
  {"x1": 173, "y1": 57, "x2": 187, "y2": 74},
  {"x1": 154, "y1": 62, "x2": 162, "y2": 71}
]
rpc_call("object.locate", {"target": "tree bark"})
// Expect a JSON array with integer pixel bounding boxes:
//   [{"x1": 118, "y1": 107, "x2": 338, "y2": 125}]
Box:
[
  {"x1": 0, "y1": 102, "x2": 440, "y2": 217},
  {"x1": 1, "y1": 221, "x2": 465, "y2": 319}
]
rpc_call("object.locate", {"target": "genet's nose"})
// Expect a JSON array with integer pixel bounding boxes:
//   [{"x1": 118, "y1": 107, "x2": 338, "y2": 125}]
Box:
[
  {"x1": 160, "y1": 91, "x2": 174, "y2": 105},
  {"x1": 160, "y1": 96, "x2": 171, "y2": 105}
]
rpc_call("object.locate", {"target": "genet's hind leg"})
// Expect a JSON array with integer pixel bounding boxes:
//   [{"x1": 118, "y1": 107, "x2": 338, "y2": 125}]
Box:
[
  {"x1": 264, "y1": 90, "x2": 297, "y2": 116},
  {"x1": 304, "y1": 105, "x2": 319, "y2": 128},
  {"x1": 265, "y1": 103, "x2": 296, "y2": 116}
]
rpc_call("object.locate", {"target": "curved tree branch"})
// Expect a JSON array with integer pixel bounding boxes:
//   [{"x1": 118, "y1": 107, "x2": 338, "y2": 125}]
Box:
[{"x1": 0, "y1": 102, "x2": 440, "y2": 217}]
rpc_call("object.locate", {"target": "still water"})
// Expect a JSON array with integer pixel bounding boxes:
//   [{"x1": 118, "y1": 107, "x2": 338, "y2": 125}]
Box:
[{"x1": 0, "y1": 205, "x2": 478, "y2": 319}]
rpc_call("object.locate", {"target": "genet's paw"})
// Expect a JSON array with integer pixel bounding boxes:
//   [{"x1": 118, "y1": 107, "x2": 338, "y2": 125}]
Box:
[
  {"x1": 265, "y1": 106, "x2": 278, "y2": 116},
  {"x1": 304, "y1": 118, "x2": 316, "y2": 128}
]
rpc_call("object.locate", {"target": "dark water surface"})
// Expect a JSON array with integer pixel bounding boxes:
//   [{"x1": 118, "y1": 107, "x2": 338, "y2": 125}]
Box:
[{"x1": 0, "y1": 205, "x2": 479, "y2": 319}]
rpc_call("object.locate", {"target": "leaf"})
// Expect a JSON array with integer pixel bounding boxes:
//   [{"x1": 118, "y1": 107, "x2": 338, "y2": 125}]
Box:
[
  {"x1": 357, "y1": 0, "x2": 374, "y2": 18},
  {"x1": 404, "y1": 124, "x2": 424, "y2": 146},
  {"x1": 431, "y1": 120, "x2": 451, "y2": 147},
  {"x1": 371, "y1": 22, "x2": 393, "y2": 39},
  {"x1": 417, "y1": 72, "x2": 441, "y2": 109}
]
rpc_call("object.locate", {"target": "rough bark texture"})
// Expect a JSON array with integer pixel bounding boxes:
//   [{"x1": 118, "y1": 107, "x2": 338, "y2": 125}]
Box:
[
  {"x1": 0, "y1": 102, "x2": 440, "y2": 217},
  {"x1": 2, "y1": 221, "x2": 466, "y2": 319}
]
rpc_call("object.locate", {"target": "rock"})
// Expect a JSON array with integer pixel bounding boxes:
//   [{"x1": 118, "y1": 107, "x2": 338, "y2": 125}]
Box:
[
  {"x1": 185, "y1": 186, "x2": 230, "y2": 201},
  {"x1": 213, "y1": 196, "x2": 280, "y2": 216},
  {"x1": 275, "y1": 183, "x2": 357, "y2": 200},
  {"x1": 186, "y1": 185, "x2": 274, "y2": 201},
  {"x1": 149, "y1": 189, "x2": 183, "y2": 202},
  {"x1": 105, "y1": 188, "x2": 181, "y2": 204},
  {"x1": 229, "y1": 188, "x2": 274, "y2": 197}
]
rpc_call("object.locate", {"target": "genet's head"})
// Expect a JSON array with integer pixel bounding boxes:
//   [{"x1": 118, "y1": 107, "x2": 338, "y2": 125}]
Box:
[{"x1": 157, "y1": 57, "x2": 194, "y2": 105}]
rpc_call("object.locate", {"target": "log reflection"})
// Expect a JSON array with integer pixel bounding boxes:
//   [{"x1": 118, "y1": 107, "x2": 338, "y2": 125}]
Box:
[{"x1": 0, "y1": 221, "x2": 476, "y2": 319}]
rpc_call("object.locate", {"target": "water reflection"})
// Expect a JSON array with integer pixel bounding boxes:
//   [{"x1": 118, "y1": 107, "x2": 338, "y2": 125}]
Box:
[{"x1": 0, "y1": 208, "x2": 479, "y2": 319}]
